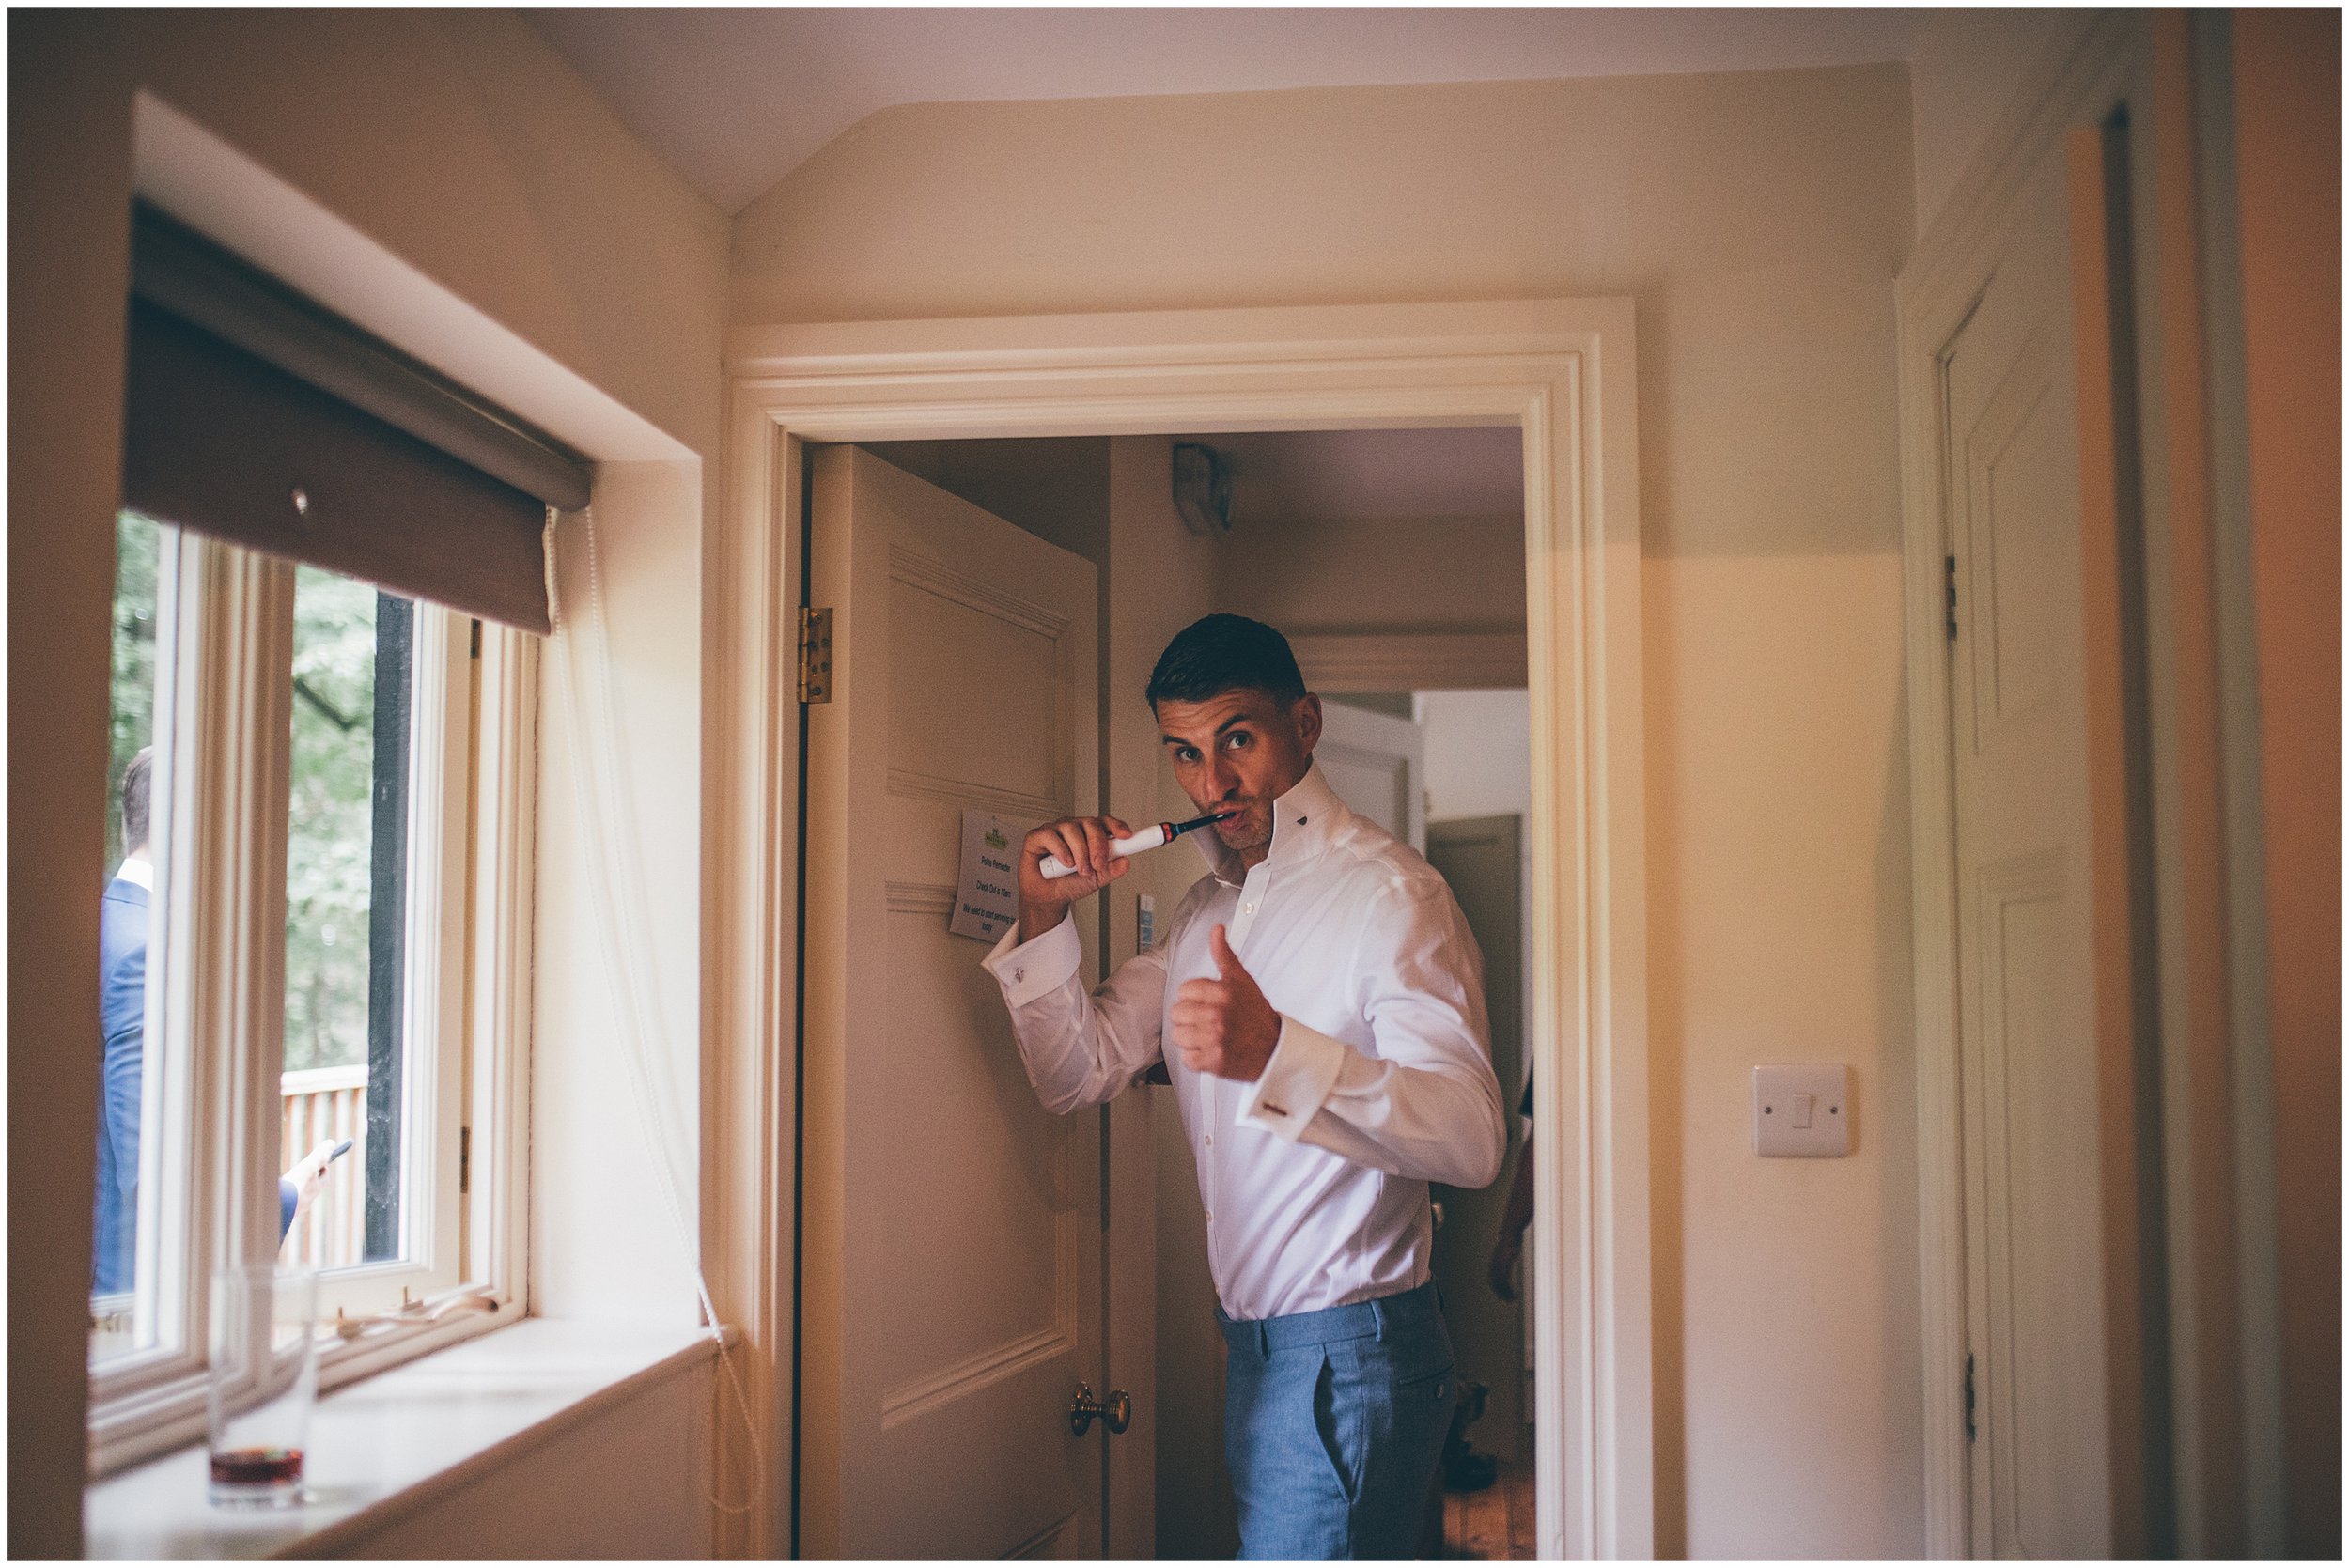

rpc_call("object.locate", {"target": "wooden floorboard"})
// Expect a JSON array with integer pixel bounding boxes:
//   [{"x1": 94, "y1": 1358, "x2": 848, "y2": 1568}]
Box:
[
  {"x1": 1504, "y1": 1450, "x2": 1535, "y2": 1560},
  {"x1": 1441, "y1": 1451, "x2": 1534, "y2": 1560}
]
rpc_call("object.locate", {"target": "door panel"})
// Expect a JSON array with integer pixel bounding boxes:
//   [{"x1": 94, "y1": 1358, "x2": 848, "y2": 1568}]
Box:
[
  {"x1": 886, "y1": 557, "x2": 1074, "y2": 814},
  {"x1": 1316, "y1": 697, "x2": 1427, "y2": 853},
  {"x1": 874, "y1": 912, "x2": 1073, "y2": 1377},
  {"x1": 803, "y1": 443, "x2": 1104, "y2": 1560},
  {"x1": 1970, "y1": 341, "x2": 2071, "y2": 735},
  {"x1": 1973, "y1": 850, "x2": 2103, "y2": 1559}
]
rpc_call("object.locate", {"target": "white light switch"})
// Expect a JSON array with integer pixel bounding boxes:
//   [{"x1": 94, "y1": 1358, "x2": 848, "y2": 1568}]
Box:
[{"x1": 1754, "y1": 1065, "x2": 1849, "y2": 1157}]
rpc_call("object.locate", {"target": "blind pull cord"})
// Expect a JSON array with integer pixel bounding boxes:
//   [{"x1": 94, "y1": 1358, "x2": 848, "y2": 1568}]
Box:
[{"x1": 546, "y1": 505, "x2": 763, "y2": 1522}]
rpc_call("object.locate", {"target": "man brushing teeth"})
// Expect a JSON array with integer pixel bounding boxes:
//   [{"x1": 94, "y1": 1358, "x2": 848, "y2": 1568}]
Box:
[{"x1": 983, "y1": 613, "x2": 1505, "y2": 1560}]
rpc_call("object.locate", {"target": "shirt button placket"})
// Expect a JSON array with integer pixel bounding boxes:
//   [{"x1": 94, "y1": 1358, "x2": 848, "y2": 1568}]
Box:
[{"x1": 1198, "y1": 1073, "x2": 1216, "y2": 1262}]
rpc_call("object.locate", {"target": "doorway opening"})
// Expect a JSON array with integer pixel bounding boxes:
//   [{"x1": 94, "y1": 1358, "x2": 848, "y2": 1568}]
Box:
[
  {"x1": 828, "y1": 429, "x2": 1537, "y2": 1559},
  {"x1": 709, "y1": 296, "x2": 1649, "y2": 1562}
]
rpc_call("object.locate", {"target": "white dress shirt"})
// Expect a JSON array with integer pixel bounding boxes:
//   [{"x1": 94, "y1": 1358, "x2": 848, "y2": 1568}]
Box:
[{"x1": 983, "y1": 761, "x2": 1505, "y2": 1321}]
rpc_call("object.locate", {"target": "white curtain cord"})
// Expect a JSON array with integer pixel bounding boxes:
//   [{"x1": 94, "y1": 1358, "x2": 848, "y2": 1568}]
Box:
[{"x1": 545, "y1": 505, "x2": 763, "y2": 1522}]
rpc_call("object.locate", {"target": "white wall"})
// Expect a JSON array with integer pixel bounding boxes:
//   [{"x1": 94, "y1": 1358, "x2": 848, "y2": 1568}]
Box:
[
  {"x1": 9, "y1": 12, "x2": 724, "y2": 1554},
  {"x1": 1907, "y1": 8, "x2": 2097, "y2": 237},
  {"x1": 1216, "y1": 515, "x2": 1525, "y2": 635},
  {"x1": 535, "y1": 462, "x2": 708, "y2": 1329},
  {"x1": 736, "y1": 61, "x2": 1923, "y2": 1557},
  {"x1": 1643, "y1": 553, "x2": 1915, "y2": 1553}
]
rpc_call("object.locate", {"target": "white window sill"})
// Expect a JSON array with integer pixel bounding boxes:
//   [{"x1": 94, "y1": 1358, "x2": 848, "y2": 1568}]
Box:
[{"x1": 84, "y1": 1317, "x2": 721, "y2": 1560}]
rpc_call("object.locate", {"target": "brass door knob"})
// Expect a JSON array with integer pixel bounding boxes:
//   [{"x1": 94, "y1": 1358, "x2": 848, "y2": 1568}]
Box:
[{"x1": 1069, "y1": 1382, "x2": 1131, "y2": 1437}]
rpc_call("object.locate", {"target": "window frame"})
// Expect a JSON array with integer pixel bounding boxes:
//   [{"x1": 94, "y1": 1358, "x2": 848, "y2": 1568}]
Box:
[{"x1": 86, "y1": 534, "x2": 537, "y2": 1476}]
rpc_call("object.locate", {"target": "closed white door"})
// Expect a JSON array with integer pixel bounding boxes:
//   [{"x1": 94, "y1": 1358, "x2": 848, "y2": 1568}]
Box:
[
  {"x1": 1315, "y1": 697, "x2": 1426, "y2": 853},
  {"x1": 801, "y1": 443, "x2": 1107, "y2": 1560},
  {"x1": 1945, "y1": 146, "x2": 2113, "y2": 1558}
]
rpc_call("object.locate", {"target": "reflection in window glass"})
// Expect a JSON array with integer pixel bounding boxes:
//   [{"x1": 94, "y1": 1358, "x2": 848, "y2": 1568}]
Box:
[
  {"x1": 91, "y1": 511, "x2": 171, "y2": 1364},
  {"x1": 282, "y1": 567, "x2": 412, "y2": 1271}
]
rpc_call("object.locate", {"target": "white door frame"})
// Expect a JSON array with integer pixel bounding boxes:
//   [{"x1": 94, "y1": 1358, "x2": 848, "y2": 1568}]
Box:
[{"x1": 707, "y1": 298, "x2": 1651, "y2": 1560}]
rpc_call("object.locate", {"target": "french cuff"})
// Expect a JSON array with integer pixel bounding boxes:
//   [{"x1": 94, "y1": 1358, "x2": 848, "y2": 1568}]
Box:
[
  {"x1": 981, "y1": 913, "x2": 1083, "y2": 1008},
  {"x1": 1234, "y1": 1017, "x2": 1348, "y2": 1141}
]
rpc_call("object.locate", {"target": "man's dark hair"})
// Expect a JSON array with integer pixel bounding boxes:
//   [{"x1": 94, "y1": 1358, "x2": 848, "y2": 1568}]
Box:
[
  {"x1": 121, "y1": 747, "x2": 153, "y2": 855},
  {"x1": 1145, "y1": 613, "x2": 1306, "y2": 710}
]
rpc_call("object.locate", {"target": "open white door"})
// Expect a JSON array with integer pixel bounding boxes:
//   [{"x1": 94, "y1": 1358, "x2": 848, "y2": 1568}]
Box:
[
  {"x1": 801, "y1": 443, "x2": 1106, "y2": 1560},
  {"x1": 1945, "y1": 143, "x2": 2119, "y2": 1559},
  {"x1": 1315, "y1": 697, "x2": 1427, "y2": 853}
]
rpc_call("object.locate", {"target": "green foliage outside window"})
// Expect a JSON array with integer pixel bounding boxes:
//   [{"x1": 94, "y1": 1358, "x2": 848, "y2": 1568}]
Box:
[
  {"x1": 108, "y1": 514, "x2": 161, "y2": 871},
  {"x1": 107, "y1": 525, "x2": 390, "y2": 1074},
  {"x1": 285, "y1": 567, "x2": 387, "y2": 1074}
]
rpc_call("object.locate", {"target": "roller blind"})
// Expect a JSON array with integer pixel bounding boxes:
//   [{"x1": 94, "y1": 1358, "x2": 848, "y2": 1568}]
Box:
[{"x1": 119, "y1": 204, "x2": 590, "y2": 633}]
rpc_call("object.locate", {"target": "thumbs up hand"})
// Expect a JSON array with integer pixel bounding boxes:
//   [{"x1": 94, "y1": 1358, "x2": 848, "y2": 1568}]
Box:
[{"x1": 1171, "y1": 924, "x2": 1281, "y2": 1082}]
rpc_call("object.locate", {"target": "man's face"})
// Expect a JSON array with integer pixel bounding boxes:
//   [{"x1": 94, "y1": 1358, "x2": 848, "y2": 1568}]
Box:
[{"x1": 1154, "y1": 687, "x2": 1322, "y2": 866}]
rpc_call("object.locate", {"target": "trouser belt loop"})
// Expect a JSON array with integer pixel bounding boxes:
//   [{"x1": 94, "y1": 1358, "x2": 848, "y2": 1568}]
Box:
[{"x1": 1372, "y1": 1296, "x2": 1389, "y2": 1343}]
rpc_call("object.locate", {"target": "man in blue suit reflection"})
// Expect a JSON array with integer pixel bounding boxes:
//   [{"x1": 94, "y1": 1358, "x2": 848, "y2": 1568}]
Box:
[
  {"x1": 96, "y1": 749, "x2": 334, "y2": 1296},
  {"x1": 93, "y1": 750, "x2": 153, "y2": 1294}
]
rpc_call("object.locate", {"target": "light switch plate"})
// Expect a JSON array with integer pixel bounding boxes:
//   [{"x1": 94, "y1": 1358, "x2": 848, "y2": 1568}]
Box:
[{"x1": 1753, "y1": 1064, "x2": 1850, "y2": 1157}]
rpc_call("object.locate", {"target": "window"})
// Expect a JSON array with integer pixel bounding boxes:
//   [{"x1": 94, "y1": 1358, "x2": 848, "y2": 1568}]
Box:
[
  {"x1": 280, "y1": 568, "x2": 411, "y2": 1274},
  {"x1": 88, "y1": 524, "x2": 538, "y2": 1467},
  {"x1": 277, "y1": 568, "x2": 472, "y2": 1315},
  {"x1": 88, "y1": 201, "x2": 569, "y2": 1470},
  {"x1": 88, "y1": 511, "x2": 180, "y2": 1369},
  {"x1": 88, "y1": 535, "x2": 539, "y2": 1465}
]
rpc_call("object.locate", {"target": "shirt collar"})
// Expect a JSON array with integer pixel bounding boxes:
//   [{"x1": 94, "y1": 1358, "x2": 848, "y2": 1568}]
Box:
[
  {"x1": 1192, "y1": 759, "x2": 1347, "y2": 885},
  {"x1": 114, "y1": 854, "x2": 154, "y2": 892}
]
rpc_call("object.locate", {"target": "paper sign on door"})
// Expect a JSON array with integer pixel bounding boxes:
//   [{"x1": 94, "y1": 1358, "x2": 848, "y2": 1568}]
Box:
[{"x1": 951, "y1": 808, "x2": 1021, "y2": 942}]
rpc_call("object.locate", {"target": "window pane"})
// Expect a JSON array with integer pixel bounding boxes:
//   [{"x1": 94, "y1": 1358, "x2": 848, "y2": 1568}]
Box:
[
  {"x1": 281, "y1": 567, "x2": 412, "y2": 1271},
  {"x1": 91, "y1": 512, "x2": 174, "y2": 1365}
]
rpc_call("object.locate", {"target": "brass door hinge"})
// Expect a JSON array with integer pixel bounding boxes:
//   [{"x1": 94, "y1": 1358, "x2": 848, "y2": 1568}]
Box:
[
  {"x1": 799, "y1": 607, "x2": 834, "y2": 704},
  {"x1": 1945, "y1": 555, "x2": 1959, "y2": 643},
  {"x1": 459, "y1": 1126, "x2": 471, "y2": 1195},
  {"x1": 1964, "y1": 1351, "x2": 1976, "y2": 1442}
]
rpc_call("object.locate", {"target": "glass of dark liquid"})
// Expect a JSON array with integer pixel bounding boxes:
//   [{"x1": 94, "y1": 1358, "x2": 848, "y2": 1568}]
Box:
[{"x1": 206, "y1": 1265, "x2": 319, "y2": 1507}]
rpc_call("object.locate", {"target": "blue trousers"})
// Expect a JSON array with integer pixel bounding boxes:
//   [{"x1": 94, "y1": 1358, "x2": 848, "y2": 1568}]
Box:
[{"x1": 1219, "y1": 1281, "x2": 1458, "y2": 1560}]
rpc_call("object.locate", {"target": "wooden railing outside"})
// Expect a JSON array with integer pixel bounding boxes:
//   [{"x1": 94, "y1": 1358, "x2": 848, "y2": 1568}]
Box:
[{"x1": 278, "y1": 1063, "x2": 367, "y2": 1269}]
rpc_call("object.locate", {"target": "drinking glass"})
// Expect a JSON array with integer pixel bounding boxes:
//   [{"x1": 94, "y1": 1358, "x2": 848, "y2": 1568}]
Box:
[{"x1": 206, "y1": 1265, "x2": 319, "y2": 1506}]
